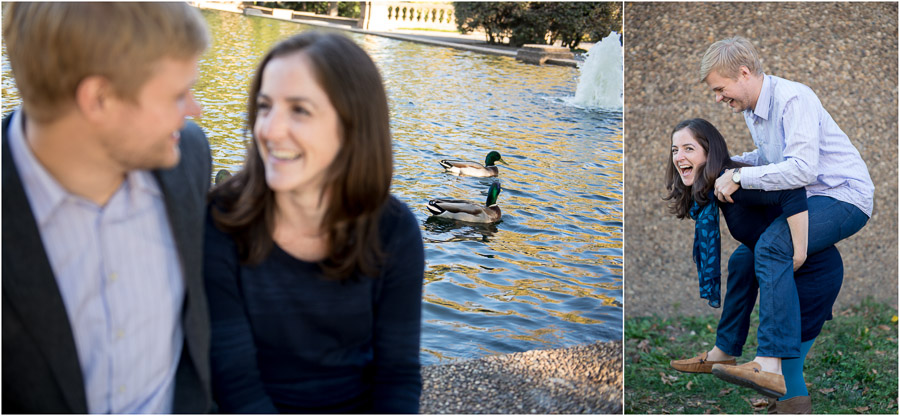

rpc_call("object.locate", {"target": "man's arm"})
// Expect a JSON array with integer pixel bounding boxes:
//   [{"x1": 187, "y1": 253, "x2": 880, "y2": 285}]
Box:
[{"x1": 738, "y1": 95, "x2": 820, "y2": 191}]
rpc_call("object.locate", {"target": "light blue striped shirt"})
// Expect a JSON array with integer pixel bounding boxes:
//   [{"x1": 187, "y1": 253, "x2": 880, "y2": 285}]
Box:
[
  {"x1": 7, "y1": 110, "x2": 185, "y2": 413},
  {"x1": 734, "y1": 74, "x2": 874, "y2": 217}
]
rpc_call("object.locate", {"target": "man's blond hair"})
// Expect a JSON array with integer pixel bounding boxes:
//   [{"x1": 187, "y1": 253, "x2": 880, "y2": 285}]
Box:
[
  {"x1": 699, "y1": 36, "x2": 763, "y2": 83},
  {"x1": 3, "y1": 2, "x2": 210, "y2": 123}
]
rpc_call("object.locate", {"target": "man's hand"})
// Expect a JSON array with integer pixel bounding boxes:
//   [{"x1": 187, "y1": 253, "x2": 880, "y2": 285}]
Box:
[{"x1": 714, "y1": 168, "x2": 739, "y2": 203}]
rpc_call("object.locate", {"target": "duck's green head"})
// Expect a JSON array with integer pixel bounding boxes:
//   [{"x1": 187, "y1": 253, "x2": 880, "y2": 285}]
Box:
[
  {"x1": 485, "y1": 151, "x2": 506, "y2": 166},
  {"x1": 485, "y1": 182, "x2": 502, "y2": 206}
]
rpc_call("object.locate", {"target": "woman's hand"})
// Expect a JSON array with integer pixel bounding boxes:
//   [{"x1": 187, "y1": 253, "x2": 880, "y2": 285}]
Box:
[{"x1": 793, "y1": 253, "x2": 807, "y2": 271}]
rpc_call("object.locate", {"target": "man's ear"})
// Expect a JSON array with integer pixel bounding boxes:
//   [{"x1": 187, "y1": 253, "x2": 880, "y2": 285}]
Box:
[
  {"x1": 75, "y1": 75, "x2": 114, "y2": 123},
  {"x1": 738, "y1": 65, "x2": 753, "y2": 80}
]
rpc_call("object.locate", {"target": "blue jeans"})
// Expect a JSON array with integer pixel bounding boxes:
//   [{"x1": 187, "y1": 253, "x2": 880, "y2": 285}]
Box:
[
  {"x1": 715, "y1": 245, "x2": 756, "y2": 357},
  {"x1": 717, "y1": 196, "x2": 868, "y2": 358}
]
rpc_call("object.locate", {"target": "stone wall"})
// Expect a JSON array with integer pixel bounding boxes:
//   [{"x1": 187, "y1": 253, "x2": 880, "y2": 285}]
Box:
[{"x1": 624, "y1": 2, "x2": 898, "y2": 317}]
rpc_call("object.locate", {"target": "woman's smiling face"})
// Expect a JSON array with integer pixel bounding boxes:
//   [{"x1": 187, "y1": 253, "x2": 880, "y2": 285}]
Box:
[{"x1": 671, "y1": 127, "x2": 707, "y2": 187}]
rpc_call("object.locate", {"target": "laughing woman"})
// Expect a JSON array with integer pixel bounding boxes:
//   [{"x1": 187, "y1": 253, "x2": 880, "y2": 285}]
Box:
[
  {"x1": 203, "y1": 33, "x2": 424, "y2": 413},
  {"x1": 665, "y1": 118, "x2": 844, "y2": 413}
]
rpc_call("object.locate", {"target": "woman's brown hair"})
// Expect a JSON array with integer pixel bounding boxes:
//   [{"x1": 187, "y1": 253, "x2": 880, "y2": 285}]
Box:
[
  {"x1": 663, "y1": 118, "x2": 748, "y2": 219},
  {"x1": 210, "y1": 32, "x2": 393, "y2": 280}
]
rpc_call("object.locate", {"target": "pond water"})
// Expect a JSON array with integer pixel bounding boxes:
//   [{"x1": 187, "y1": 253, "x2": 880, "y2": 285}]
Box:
[{"x1": 1, "y1": 9, "x2": 623, "y2": 365}]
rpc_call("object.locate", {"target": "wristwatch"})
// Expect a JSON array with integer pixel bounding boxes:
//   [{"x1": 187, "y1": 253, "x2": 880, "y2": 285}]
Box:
[{"x1": 731, "y1": 168, "x2": 742, "y2": 184}]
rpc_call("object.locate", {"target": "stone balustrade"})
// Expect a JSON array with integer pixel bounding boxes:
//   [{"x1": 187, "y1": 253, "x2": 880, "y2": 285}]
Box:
[{"x1": 361, "y1": 1, "x2": 457, "y2": 31}]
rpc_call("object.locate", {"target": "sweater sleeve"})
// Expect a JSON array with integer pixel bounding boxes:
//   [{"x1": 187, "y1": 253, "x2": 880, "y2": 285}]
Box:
[
  {"x1": 203, "y1": 208, "x2": 279, "y2": 414},
  {"x1": 731, "y1": 187, "x2": 808, "y2": 217},
  {"x1": 371, "y1": 199, "x2": 425, "y2": 413}
]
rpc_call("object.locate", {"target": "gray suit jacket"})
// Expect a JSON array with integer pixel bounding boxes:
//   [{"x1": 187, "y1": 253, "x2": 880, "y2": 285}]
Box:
[{"x1": 1, "y1": 112, "x2": 213, "y2": 413}]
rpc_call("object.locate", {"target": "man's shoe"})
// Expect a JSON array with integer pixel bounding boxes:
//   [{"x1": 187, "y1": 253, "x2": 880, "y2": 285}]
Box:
[
  {"x1": 670, "y1": 351, "x2": 736, "y2": 373},
  {"x1": 775, "y1": 396, "x2": 812, "y2": 414},
  {"x1": 711, "y1": 362, "x2": 786, "y2": 398},
  {"x1": 767, "y1": 398, "x2": 777, "y2": 414}
]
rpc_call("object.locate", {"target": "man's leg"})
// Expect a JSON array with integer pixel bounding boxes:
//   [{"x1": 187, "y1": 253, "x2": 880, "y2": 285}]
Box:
[
  {"x1": 754, "y1": 196, "x2": 869, "y2": 358},
  {"x1": 714, "y1": 245, "x2": 758, "y2": 358}
]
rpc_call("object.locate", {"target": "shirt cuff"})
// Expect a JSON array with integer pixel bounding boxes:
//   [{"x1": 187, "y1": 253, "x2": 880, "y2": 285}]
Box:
[{"x1": 739, "y1": 166, "x2": 763, "y2": 190}]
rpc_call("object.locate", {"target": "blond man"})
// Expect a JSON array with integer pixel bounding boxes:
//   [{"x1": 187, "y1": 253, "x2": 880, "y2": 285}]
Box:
[
  {"x1": 2, "y1": 3, "x2": 212, "y2": 413},
  {"x1": 693, "y1": 36, "x2": 873, "y2": 409}
]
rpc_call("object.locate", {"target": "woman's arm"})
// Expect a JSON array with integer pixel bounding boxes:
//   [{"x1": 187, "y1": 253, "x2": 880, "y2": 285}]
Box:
[
  {"x1": 786, "y1": 211, "x2": 808, "y2": 271},
  {"x1": 203, "y1": 210, "x2": 279, "y2": 414},
  {"x1": 372, "y1": 199, "x2": 424, "y2": 414}
]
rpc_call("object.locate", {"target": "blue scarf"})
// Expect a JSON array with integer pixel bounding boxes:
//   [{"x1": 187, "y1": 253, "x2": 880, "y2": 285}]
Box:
[{"x1": 689, "y1": 191, "x2": 721, "y2": 308}]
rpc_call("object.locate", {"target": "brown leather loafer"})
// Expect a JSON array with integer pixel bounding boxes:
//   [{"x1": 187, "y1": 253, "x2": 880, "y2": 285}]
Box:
[
  {"x1": 776, "y1": 396, "x2": 812, "y2": 414},
  {"x1": 711, "y1": 362, "x2": 786, "y2": 398},
  {"x1": 670, "y1": 351, "x2": 736, "y2": 373}
]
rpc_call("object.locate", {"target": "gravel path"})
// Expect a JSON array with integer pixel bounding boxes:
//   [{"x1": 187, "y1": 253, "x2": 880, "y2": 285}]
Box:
[
  {"x1": 420, "y1": 341, "x2": 623, "y2": 414},
  {"x1": 624, "y1": 2, "x2": 898, "y2": 318}
]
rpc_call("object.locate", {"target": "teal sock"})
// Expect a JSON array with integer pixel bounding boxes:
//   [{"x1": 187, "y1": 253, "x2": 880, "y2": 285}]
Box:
[{"x1": 779, "y1": 338, "x2": 815, "y2": 400}]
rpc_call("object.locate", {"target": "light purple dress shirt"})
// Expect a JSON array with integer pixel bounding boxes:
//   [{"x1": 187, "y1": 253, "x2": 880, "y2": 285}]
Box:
[
  {"x1": 733, "y1": 74, "x2": 875, "y2": 217},
  {"x1": 7, "y1": 110, "x2": 185, "y2": 413}
]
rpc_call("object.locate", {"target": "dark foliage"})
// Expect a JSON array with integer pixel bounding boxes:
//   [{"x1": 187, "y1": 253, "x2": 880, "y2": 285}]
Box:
[{"x1": 453, "y1": 2, "x2": 621, "y2": 48}]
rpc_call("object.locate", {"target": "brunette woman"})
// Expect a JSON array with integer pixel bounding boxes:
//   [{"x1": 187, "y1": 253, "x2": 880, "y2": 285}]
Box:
[
  {"x1": 203, "y1": 32, "x2": 423, "y2": 413},
  {"x1": 665, "y1": 118, "x2": 843, "y2": 413}
]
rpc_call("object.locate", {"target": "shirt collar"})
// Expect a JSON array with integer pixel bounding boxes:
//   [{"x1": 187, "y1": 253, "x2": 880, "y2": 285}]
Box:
[
  {"x1": 7, "y1": 109, "x2": 162, "y2": 226},
  {"x1": 746, "y1": 74, "x2": 772, "y2": 121}
]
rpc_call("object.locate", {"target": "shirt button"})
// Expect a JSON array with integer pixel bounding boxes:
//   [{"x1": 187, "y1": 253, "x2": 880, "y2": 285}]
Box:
[
  {"x1": 118, "y1": 385, "x2": 126, "y2": 394},
  {"x1": 109, "y1": 273, "x2": 118, "y2": 282},
  {"x1": 116, "y1": 330, "x2": 125, "y2": 340}
]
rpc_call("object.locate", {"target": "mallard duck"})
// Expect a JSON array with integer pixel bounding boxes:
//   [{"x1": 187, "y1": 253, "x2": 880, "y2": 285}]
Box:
[
  {"x1": 215, "y1": 169, "x2": 232, "y2": 185},
  {"x1": 439, "y1": 151, "x2": 506, "y2": 177},
  {"x1": 426, "y1": 182, "x2": 502, "y2": 223}
]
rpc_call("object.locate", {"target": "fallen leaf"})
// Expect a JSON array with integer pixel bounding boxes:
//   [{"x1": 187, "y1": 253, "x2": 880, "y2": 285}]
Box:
[
  {"x1": 871, "y1": 368, "x2": 878, "y2": 375},
  {"x1": 706, "y1": 323, "x2": 714, "y2": 332},
  {"x1": 746, "y1": 397, "x2": 768, "y2": 408},
  {"x1": 637, "y1": 339, "x2": 650, "y2": 353},
  {"x1": 862, "y1": 386, "x2": 869, "y2": 396},
  {"x1": 891, "y1": 315, "x2": 898, "y2": 323},
  {"x1": 660, "y1": 374, "x2": 670, "y2": 386},
  {"x1": 819, "y1": 388, "x2": 835, "y2": 394},
  {"x1": 875, "y1": 350, "x2": 886, "y2": 356},
  {"x1": 704, "y1": 409, "x2": 715, "y2": 414},
  {"x1": 854, "y1": 406, "x2": 870, "y2": 413},
  {"x1": 705, "y1": 400, "x2": 717, "y2": 404},
  {"x1": 826, "y1": 368, "x2": 835, "y2": 376},
  {"x1": 686, "y1": 381, "x2": 693, "y2": 390},
  {"x1": 718, "y1": 388, "x2": 734, "y2": 397},
  {"x1": 837, "y1": 351, "x2": 843, "y2": 356},
  {"x1": 878, "y1": 324, "x2": 891, "y2": 331}
]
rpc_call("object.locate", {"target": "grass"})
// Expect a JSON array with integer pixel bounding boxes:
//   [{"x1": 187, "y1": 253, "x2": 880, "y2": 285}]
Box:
[{"x1": 624, "y1": 298, "x2": 898, "y2": 414}]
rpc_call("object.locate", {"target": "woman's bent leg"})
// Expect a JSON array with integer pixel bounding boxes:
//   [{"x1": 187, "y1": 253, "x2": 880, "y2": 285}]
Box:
[{"x1": 715, "y1": 244, "x2": 758, "y2": 357}]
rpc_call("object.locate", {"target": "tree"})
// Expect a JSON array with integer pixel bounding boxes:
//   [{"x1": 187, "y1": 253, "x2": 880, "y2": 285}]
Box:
[{"x1": 453, "y1": 2, "x2": 622, "y2": 49}]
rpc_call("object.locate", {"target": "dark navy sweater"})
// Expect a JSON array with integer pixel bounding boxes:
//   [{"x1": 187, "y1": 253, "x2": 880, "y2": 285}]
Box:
[{"x1": 203, "y1": 196, "x2": 424, "y2": 413}]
